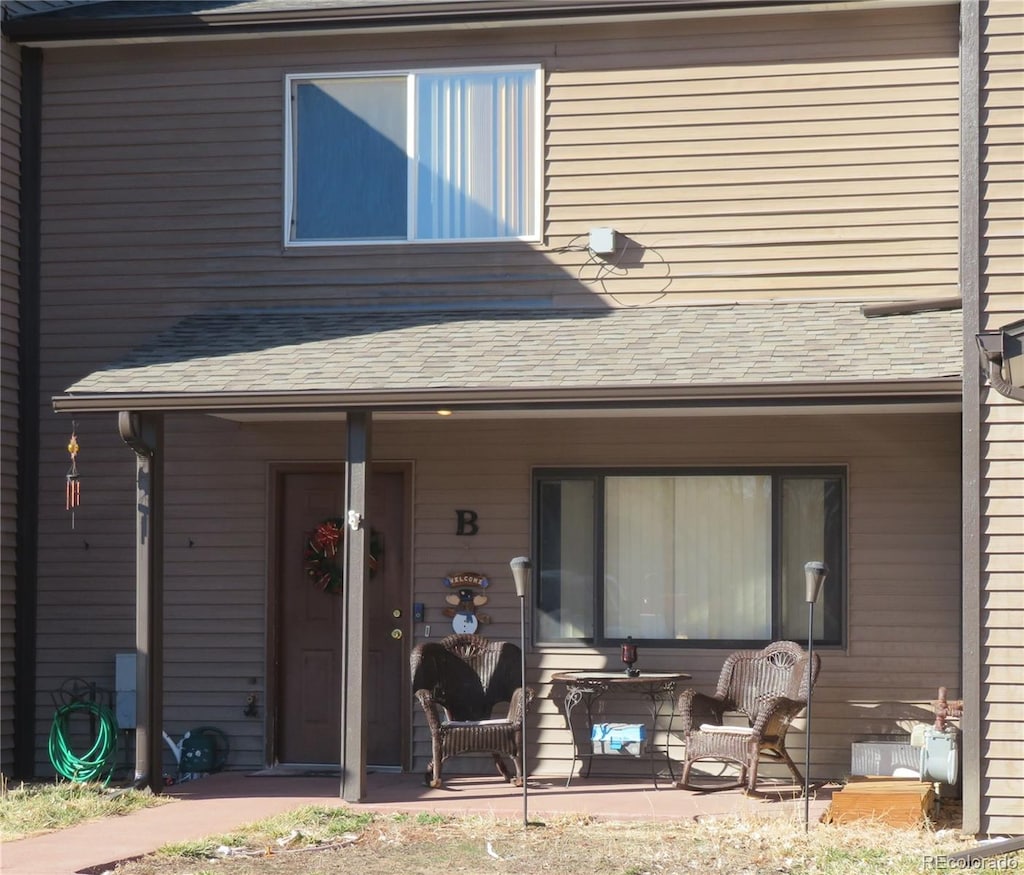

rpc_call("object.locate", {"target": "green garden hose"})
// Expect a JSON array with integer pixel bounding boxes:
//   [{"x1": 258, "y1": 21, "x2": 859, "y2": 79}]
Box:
[{"x1": 48, "y1": 700, "x2": 119, "y2": 785}]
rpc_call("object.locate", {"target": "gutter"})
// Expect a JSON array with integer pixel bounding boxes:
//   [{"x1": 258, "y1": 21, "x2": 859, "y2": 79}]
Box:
[
  {"x1": 53, "y1": 379, "x2": 962, "y2": 415},
  {"x1": 2, "y1": 0, "x2": 959, "y2": 45},
  {"x1": 860, "y1": 296, "x2": 962, "y2": 319}
]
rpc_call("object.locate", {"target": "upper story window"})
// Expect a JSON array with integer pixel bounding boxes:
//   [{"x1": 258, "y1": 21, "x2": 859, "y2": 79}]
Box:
[
  {"x1": 285, "y1": 66, "x2": 542, "y2": 246},
  {"x1": 535, "y1": 467, "x2": 846, "y2": 648}
]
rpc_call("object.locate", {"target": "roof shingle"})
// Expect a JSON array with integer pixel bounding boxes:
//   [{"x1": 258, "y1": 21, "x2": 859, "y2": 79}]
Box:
[{"x1": 58, "y1": 301, "x2": 962, "y2": 410}]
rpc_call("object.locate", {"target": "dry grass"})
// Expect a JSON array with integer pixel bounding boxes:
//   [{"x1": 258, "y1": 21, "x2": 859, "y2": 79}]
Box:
[
  {"x1": 0, "y1": 777, "x2": 169, "y2": 842},
  {"x1": 6, "y1": 778, "x2": 1021, "y2": 874},
  {"x1": 107, "y1": 803, "x2": 1019, "y2": 875}
]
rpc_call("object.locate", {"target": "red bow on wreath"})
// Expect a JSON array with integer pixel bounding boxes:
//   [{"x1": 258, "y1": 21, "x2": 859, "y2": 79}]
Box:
[
  {"x1": 314, "y1": 521, "x2": 342, "y2": 554},
  {"x1": 303, "y1": 517, "x2": 380, "y2": 593}
]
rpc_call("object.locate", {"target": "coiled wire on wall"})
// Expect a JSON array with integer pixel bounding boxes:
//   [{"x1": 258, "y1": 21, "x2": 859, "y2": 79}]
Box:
[{"x1": 48, "y1": 679, "x2": 120, "y2": 785}]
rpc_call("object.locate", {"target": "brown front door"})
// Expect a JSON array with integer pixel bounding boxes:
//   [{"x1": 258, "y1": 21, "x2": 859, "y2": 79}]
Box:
[{"x1": 276, "y1": 466, "x2": 408, "y2": 767}]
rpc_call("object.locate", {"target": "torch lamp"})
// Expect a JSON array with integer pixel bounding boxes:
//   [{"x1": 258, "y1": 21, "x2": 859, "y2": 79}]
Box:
[
  {"x1": 509, "y1": 556, "x2": 532, "y2": 827},
  {"x1": 803, "y1": 560, "x2": 828, "y2": 830}
]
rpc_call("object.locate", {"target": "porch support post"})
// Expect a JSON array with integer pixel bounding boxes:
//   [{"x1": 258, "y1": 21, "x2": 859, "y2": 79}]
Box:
[
  {"x1": 340, "y1": 411, "x2": 372, "y2": 802},
  {"x1": 118, "y1": 411, "x2": 164, "y2": 794}
]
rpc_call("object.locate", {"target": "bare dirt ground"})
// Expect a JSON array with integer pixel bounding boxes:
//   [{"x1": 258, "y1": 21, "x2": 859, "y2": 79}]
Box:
[{"x1": 108, "y1": 801, "x2": 1014, "y2": 875}]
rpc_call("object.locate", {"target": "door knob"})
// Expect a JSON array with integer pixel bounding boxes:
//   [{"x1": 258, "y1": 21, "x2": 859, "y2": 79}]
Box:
[{"x1": 391, "y1": 628, "x2": 403, "y2": 640}]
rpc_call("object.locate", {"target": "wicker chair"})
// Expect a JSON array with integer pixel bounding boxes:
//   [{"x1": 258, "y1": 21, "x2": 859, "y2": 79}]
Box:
[
  {"x1": 411, "y1": 633, "x2": 533, "y2": 788},
  {"x1": 675, "y1": 641, "x2": 820, "y2": 792}
]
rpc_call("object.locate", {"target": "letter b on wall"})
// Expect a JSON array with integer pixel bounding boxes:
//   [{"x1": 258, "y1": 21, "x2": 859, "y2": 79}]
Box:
[{"x1": 455, "y1": 509, "x2": 479, "y2": 536}]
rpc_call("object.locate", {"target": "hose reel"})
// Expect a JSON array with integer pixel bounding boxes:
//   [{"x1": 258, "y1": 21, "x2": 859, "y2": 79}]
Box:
[
  {"x1": 48, "y1": 678, "x2": 120, "y2": 785},
  {"x1": 163, "y1": 725, "x2": 230, "y2": 781}
]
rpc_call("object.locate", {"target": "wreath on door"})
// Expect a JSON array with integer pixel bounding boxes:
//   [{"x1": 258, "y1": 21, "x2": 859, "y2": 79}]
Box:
[{"x1": 303, "y1": 517, "x2": 382, "y2": 593}]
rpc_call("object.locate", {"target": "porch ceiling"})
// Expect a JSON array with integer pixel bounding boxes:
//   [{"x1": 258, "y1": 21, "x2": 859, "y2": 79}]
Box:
[{"x1": 52, "y1": 301, "x2": 963, "y2": 415}]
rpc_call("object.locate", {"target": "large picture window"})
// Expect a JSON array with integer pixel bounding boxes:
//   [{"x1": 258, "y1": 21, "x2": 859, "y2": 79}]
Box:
[
  {"x1": 285, "y1": 66, "x2": 541, "y2": 245},
  {"x1": 536, "y1": 468, "x2": 844, "y2": 647}
]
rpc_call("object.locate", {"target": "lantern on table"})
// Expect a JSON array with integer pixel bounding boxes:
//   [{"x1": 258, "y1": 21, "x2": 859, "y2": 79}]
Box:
[{"x1": 621, "y1": 636, "x2": 639, "y2": 677}]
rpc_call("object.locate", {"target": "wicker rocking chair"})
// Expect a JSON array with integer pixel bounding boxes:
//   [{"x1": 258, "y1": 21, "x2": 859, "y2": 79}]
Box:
[
  {"x1": 411, "y1": 633, "x2": 533, "y2": 788},
  {"x1": 675, "y1": 641, "x2": 820, "y2": 792}
]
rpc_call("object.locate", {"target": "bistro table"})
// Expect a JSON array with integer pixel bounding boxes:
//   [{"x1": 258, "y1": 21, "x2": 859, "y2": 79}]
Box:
[{"x1": 550, "y1": 671, "x2": 691, "y2": 788}]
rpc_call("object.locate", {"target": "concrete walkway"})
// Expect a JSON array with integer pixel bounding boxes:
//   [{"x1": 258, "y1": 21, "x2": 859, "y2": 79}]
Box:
[{"x1": 1, "y1": 771, "x2": 835, "y2": 875}]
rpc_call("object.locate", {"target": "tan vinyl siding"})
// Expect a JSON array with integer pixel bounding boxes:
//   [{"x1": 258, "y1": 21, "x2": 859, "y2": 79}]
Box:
[
  {"x1": 979, "y1": 0, "x2": 1024, "y2": 836},
  {"x1": 536, "y1": 4, "x2": 958, "y2": 305},
  {"x1": 1, "y1": 34, "x2": 21, "y2": 776},
  {"x1": 32, "y1": 3, "x2": 957, "y2": 311}
]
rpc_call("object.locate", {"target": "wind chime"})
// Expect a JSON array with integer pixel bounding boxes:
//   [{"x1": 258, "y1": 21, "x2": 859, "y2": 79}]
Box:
[{"x1": 66, "y1": 426, "x2": 81, "y2": 528}]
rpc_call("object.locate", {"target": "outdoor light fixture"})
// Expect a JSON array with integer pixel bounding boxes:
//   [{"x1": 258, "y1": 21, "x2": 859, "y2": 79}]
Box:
[
  {"x1": 805, "y1": 561, "x2": 827, "y2": 605},
  {"x1": 803, "y1": 560, "x2": 828, "y2": 831},
  {"x1": 509, "y1": 556, "x2": 532, "y2": 828},
  {"x1": 436, "y1": 409, "x2": 453, "y2": 417},
  {"x1": 976, "y1": 319, "x2": 1024, "y2": 402}
]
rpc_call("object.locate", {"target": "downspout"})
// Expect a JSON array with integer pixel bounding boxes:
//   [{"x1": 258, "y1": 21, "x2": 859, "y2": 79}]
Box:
[
  {"x1": 13, "y1": 45, "x2": 42, "y2": 780},
  {"x1": 117, "y1": 411, "x2": 165, "y2": 794},
  {"x1": 976, "y1": 342, "x2": 1024, "y2": 403}
]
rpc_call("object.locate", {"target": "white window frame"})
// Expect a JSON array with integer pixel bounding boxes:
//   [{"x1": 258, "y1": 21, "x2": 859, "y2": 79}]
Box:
[{"x1": 283, "y1": 65, "x2": 544, "y2": 247}]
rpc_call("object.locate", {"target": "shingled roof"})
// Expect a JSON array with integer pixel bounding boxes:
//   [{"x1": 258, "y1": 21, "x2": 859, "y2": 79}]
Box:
[
  {"x1": 0, "y1": 0, "x2": 818, "y2": 42},
  {"x1": 54, "y1": 301, "x2": 962, "y2": 413}
]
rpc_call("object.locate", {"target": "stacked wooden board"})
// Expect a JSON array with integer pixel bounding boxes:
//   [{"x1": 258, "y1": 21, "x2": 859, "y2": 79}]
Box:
[{"x1": 826, "y1": 777, "x2": 936, "y2": 828}]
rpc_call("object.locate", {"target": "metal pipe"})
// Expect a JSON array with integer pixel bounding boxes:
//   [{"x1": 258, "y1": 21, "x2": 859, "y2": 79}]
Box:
[
  {"x1": 805, "y1": 599, "x2": 815, "y2": 831},
  {"x1": 803, "y1": 561, "x2": 828, "y2": 831},
  {"x1": 510, "y1": 557, "x2": 532, "y2": 828}
]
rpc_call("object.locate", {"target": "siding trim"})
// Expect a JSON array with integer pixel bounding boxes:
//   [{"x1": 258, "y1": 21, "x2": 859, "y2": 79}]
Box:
[
  {"x1": 958, "y1": 0, "x2": 982, "y2": 838},
  {"x1": 13, "y1": 45, "x2": 40, "y2": 780}
]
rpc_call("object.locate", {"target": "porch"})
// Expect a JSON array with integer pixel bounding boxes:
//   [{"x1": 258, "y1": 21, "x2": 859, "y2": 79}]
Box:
[
  {"x1": 208, "y1": 769, "x2": 837, "y2": 823},
  {"x1": 46, "y1": 301, "x2": 964, "y2": 801}
]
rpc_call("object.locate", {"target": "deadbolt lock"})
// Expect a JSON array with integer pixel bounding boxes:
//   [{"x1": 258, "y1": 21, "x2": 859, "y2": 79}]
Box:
[
  {"x1": 392, "y1": 609, "x2": 402, "y2": 619},
  {"x1": 391, "y1": 629, "x2": 403, "y2": 640}
]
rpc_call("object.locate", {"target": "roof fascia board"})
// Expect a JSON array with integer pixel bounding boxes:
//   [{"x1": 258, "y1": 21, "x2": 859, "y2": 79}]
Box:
[
  {"x1": 4, "y1": 0, "x2": 958, "y2": 47},
  {"x1": 53, "y1": 379, "x2": 962, "y2": 415},
  {"x1": 213, "y1": 401, "x2": 961, "y2": 422}
]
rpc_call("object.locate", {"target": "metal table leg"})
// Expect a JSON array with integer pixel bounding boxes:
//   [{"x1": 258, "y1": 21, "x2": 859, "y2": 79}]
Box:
[
  {"x1": 562, "y1": 683, "x2": 599, "y2": 787},
  {"x1": 638, "y1": 684, "x2": 677, "y2": 788}
]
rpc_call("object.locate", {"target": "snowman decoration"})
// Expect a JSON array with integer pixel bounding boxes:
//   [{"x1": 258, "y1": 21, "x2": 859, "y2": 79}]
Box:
[{"x1": 442, "y1": 572, "x2": 491, "y2": 634}]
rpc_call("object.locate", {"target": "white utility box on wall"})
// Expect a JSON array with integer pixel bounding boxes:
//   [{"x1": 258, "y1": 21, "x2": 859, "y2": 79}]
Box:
[{"x1": 588, "y1": 227, "x2": 617, "y2": 255}]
